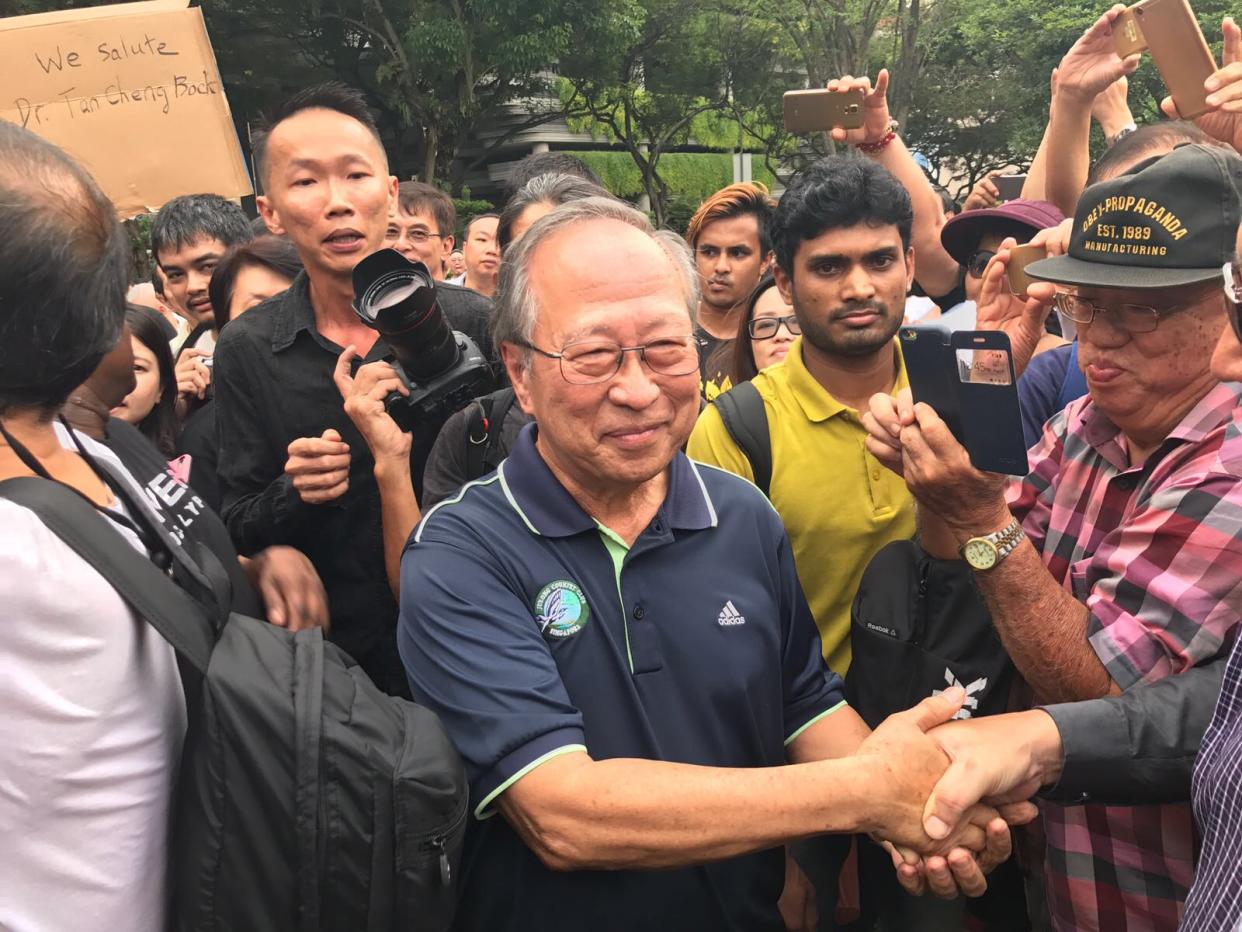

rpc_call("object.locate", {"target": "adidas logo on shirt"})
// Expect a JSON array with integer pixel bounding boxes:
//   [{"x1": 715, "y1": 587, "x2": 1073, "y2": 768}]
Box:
[{"x1": 717, "y1": 600, "x2": 746, "y2": 626}]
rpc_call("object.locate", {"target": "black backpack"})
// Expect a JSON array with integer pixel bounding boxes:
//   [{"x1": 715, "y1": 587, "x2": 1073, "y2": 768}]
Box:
[
  {"x1": 712, "y1": 381, "x2": 772, "y2": 496},
  {"x1": 464, "y1": 387, "x2": 518, "y2": 481},
  {"x1": 0, "y1": 476, "x2": 469, "y2": 932},
  {"x1": 844, "y1": 538, "x2": 1015, "y2": 727}
]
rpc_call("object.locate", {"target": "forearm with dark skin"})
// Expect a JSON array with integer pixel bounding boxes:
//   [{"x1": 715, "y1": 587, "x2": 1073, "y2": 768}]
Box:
[
  {"x1": 375, "y1": 458, "x2": 421, "y2": 600},
  {"x1": 919, "y1": 504, "x2": 1120, "y2": 705}
]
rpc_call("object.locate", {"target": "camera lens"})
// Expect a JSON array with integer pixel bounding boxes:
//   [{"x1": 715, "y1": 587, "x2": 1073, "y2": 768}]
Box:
[{"x1": 353, "y1": 250, "x2": 460, "y2": 382}]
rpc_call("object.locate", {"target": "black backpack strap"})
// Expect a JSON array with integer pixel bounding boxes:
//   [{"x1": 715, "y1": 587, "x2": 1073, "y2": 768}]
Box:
[
  {"x1": 713, "y1": 382, "x2": 772, "y2": 496},
  {"x1": 174, "y1": 322, "x2": 211, "y2": 363},
  {"x1": 482, "y1": 388, "x2": 518, "y2": 472},
  {"x1": 0, "y1": 476, "x2": 213, "y2": 673},
  {"x1": 464, "y1": 394, "x2": 496, "y2": 482}
]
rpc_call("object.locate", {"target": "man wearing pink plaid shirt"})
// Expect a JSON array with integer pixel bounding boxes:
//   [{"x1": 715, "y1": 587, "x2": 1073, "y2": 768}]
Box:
[{"x1": 864, "y1": 142, "x2": 1242, "y2": 930}]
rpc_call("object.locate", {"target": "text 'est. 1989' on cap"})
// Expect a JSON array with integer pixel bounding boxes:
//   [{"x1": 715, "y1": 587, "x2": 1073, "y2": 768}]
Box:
[{"x1": 1026, "y1": 143, "x2": 1242, "y2": 290}]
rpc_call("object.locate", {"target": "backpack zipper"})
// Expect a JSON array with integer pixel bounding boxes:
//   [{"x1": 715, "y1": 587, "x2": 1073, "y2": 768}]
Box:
[
  {"x1": 911, "y1": 562, "x2": 931, "y2": 646},
  {"x1": 430, "y1": 835, "x2": 451, "y2": 886}
]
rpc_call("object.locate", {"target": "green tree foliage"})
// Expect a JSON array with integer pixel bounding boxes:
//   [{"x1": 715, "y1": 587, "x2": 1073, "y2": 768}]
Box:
[
  {"x1": 576, "y1": 150, "x2": 776, "y2": 201},
  {"x1": 900, "y1": 0, "x2": 1236, "y2": 197},
  {"x1": 559, "y1": 0, "x2": 781, "y2": 224},
  {"x1": 202, "y1": 0, "x2": 617, "y2": 184},
  {"x1": 5, "y1": 0, "x2": 1236, "y2": 211}
]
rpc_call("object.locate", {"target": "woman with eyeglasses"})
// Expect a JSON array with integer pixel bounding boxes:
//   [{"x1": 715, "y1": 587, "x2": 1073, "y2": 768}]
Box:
[{"x1": 719, "y1": 275, "x2": 801, "y2": 386}]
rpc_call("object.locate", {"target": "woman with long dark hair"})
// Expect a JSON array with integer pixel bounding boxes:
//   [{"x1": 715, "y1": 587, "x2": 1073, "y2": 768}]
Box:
[
  {"x1": 706, "y1": 274, "x2": 801, "y2": 387},
  {"x1": 112, "y1": 304, "x2": 179, "y2": 457}
]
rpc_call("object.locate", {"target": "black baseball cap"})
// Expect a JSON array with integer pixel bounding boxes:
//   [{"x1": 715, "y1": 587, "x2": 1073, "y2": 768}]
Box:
[{"x1": 1027, "y1": 143, "x2": 1242, "y2": 290}]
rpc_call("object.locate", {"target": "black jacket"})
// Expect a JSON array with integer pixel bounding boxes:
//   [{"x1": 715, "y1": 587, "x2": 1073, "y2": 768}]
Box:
[{"x1": 1042, "y1": 659, "x2": 1225, "y2": 805}]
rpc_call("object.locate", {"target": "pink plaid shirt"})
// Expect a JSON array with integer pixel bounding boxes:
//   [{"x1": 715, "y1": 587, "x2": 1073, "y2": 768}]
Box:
[{"x1": 1006, "y1": 382, "x2": 1242, "y2": 932}]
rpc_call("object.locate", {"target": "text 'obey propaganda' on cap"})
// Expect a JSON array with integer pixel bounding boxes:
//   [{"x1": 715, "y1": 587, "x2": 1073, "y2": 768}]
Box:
[{"x1": 1027, "y1": 143, "x2": 1242, "y2": 290}]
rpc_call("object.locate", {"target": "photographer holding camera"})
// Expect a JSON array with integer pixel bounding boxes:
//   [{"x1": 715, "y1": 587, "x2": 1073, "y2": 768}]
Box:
[{"x1": 214, "y1": 83, "x2": 495, "y2": 695}]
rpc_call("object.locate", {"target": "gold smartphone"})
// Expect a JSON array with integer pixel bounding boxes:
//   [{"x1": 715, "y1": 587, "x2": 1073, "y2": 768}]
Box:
[
  {"x1": 1113, "y1": 0, "x2": 1218, "y2": 118},
  {"x1": 783, "y1": 88, "x2": 866, "y2": 134},
  {"x1": 1007, "y1": 243, "x2": 1046, "y2": 297}
]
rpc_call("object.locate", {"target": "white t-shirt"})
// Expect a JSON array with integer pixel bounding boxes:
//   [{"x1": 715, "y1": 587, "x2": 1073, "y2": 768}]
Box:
[{"x1": 0, "y1": 430, "x2": 186, "y2": 932}]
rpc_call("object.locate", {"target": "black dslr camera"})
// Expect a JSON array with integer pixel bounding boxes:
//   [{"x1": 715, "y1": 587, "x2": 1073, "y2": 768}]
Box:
[{"x1": 351, "y1": 249, "x2": 492, "y2": 432}]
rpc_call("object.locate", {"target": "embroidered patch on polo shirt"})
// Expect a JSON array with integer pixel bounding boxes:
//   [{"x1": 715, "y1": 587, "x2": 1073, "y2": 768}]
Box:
[{"x1": 534, "y1": 580, "x2": 590, "y2": 639}]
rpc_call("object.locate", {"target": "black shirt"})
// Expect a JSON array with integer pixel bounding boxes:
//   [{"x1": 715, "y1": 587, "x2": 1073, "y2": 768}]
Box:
[
  {"x1": 214, "y1": 272, "x2": 495, "y2": 693},
  {"x1": 177, "y1": 398, "x2": 221, "y2": 513},
  {"x1": 694, "y1": 326, "x2": 732, "y2": 399},
  {"x1": 924, "y1": 266, "x2": 967, "y2": 314}
]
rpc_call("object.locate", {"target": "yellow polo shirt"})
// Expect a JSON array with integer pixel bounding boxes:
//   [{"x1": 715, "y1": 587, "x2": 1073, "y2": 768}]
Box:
[{"x1": 687, "y1": 337, "x2": 916, "y2": 674}]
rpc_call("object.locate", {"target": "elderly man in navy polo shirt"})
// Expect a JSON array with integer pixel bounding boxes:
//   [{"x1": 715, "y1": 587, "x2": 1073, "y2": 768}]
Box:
[{"x1": 398, "y1": 197, "x2": 1024, "y2": 931}]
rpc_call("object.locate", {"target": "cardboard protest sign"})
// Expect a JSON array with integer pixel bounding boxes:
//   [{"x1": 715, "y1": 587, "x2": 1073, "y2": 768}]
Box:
[{"x1": 0, "y1": 0, "x2": 252, "y2": 216}]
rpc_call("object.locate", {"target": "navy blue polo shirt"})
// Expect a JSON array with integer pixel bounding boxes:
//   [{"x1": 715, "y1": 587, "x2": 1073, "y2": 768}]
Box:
[{"x1": 398, "y1": 425, "x2": 845, "y2": 932}]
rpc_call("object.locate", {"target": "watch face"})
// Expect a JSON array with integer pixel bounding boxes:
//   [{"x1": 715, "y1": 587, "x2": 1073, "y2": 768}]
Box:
[{"x1": 964, "y1": 538, "x2": 998, "y2": 570}]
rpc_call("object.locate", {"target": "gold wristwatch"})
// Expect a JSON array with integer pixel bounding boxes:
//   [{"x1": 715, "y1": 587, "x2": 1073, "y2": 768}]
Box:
[{"x1": 960, "y1": 518, "x2": 1025, "y2": 571}]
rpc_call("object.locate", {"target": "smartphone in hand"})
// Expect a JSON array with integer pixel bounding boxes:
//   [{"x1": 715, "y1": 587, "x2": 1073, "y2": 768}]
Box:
[
  {"x1": 1113, "y1": 0, "x2": 1218, "y2": 119},
  {"x1": 783, "y1": 88, "x2": 866, "y2": 134},
  {"x1": 900, "y1": 327, "x2": 1029, "y2": 475},
  {"x1": 993, "y1": 174, "x2": 1027, "y2": 201},
  {"x1": 1006, "y1": 243, "x2": 1046, "y2": 298}
]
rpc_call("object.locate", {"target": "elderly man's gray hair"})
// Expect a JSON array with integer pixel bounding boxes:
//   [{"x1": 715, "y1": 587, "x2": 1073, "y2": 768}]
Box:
[
  {"x1": 497, "y1": 172, "x2": 612, "y2": 250},
  {"x1": 491, "y1": 196, "x2": 699, "y2": 361}
]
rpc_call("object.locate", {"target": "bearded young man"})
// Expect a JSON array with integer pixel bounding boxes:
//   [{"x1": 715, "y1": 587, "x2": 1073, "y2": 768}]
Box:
[{"x1": 689, "y1": 157, "x2": 916, "y2": 677}]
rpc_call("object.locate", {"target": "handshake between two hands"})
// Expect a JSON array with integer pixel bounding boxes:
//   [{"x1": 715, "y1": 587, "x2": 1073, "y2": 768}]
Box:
[{"x1": 852, "y1": 687, "x2": 1061, "y2": 900}]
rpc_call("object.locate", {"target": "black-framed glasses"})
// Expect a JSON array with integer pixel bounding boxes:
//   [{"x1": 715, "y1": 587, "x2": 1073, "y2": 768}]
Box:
[
  {"x1": 1052, "y1": 292, "x2": 1193, "y2": 334},
  {"x1": 518, "y1": 335, "x2": 700, "y2": 385},
  {"x1": 1223, "y1": 261, "x2": 1242, "y2": 343},
  {"x1": 748, "y1": 315, "x2": 801, "y2": 340},
  {"x1": 967, "y1": 249, "x2": 997, "y2": 279}
]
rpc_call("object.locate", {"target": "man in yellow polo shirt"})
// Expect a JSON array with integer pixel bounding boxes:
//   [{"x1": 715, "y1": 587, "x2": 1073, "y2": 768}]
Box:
[{"x1": 689, "y1": 156, "x2": 917, "y2": 676}]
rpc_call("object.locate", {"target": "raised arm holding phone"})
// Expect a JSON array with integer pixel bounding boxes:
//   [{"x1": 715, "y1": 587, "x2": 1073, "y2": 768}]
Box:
[{"x1": 821, "y1": 70, "x2": 965, "y2": 300}]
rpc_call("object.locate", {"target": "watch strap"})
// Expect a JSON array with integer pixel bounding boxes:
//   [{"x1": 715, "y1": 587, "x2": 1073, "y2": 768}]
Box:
[
  {"x1": 961, "y1": 517, "x2": 1024, "y2": 566},
  {"x1": 993, "y1": 522, "x2": 1026, "y2": 563}
]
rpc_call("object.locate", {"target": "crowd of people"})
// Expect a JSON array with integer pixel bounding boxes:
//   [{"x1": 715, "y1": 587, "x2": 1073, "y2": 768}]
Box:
[{"x1": 5, "y1": 7, "x2": 1242, "y2": 932}]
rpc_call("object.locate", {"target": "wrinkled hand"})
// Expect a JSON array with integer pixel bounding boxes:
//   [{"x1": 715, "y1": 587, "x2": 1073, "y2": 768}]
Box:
[
  {"x1": 887, "y1": 807, "x2": 1035, "y2": 899},
  {"x1": 862, "y1": 386, "x2": 912, "y2": 478},
  {"x1": 248, "y1": 546, "x2": 330, "y2": 631},
  {"x1": 778, "y1": 848, "x2": 818, "y2": 931},
  {"x1": 961, "y1": 173, "x2": 1001, "y2": 212},
  {"x1": 285, "y1": 428, "x2": 351, "y2": 504},
  {"x1": 863, "y1": 390, "x2": 1009, "y2": 531},
  {"x1": 1163, "y1": 17, "x2": 1240, "y2": 148},
  {"x1": 825, "y1": 69, "x2": 891, "y2": 146},
  {"x1": 175, "y1": 347, "x2": 212, "y2": 400},
  {"x1": 855, "y1": 689, "x2": 996, "y2": 853},
  {"x1": 1056, "y1": 5, "x2": 1141, "y2": 105},
  {"x1": 974, "y1": 237, "x2": 1057, "y2": 377},
  {"x1": 333, "y1": 346, "x2": 412, "y2": 465}
]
